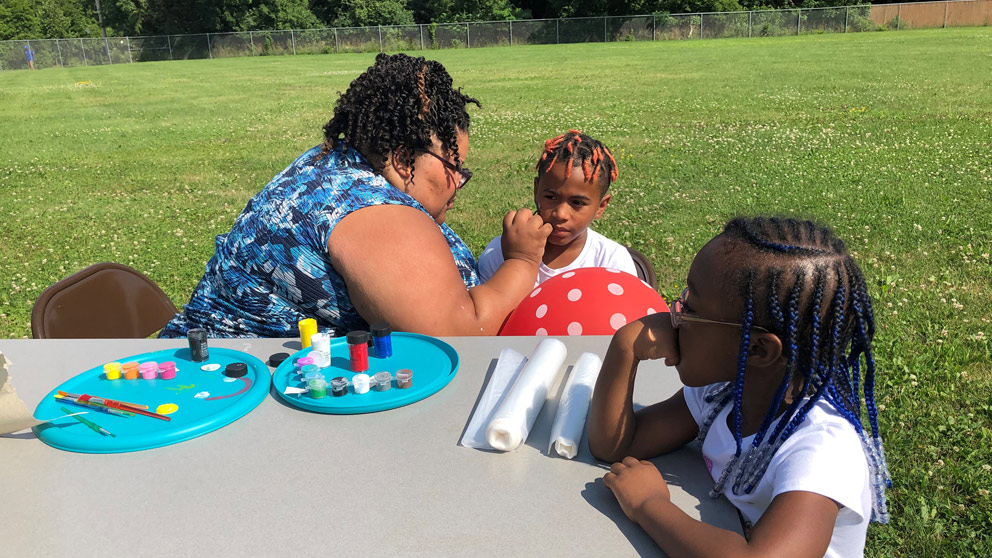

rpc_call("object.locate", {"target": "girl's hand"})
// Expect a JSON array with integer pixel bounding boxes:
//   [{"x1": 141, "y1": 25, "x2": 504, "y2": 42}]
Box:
[
  {"x1": 602, "y1": 457, "x2": 672, "y2": 524},
  {"x1": 619, "y1": 312, "x2": 680, "y2": 366},
  {"x1": 501, "y1": 208, "x2": 552, "y2": 266}
]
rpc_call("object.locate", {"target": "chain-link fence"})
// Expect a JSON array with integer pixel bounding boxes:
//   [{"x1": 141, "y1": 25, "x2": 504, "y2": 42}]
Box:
[{"x1": 2, "y1": 1, "x2": 989, "y2": 71}]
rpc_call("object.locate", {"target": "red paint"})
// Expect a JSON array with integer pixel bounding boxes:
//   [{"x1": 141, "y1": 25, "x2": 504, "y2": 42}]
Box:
[{"x1": 349, "y1": 342, "x2": 368, "y2": 372}]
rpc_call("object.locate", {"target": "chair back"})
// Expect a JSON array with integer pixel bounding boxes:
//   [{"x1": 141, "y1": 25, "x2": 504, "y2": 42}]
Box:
[
  {"x1": 627, "y1": 247, "x2": 658, "y2": 290},
  {"x1": 31, "y1": 263, "x2": 178, "y2": 339}
]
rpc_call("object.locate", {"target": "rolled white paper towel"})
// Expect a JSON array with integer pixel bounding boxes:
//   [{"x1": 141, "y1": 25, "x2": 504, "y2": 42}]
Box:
[
  {"x1": 485, "y1": 338, "x2": 567, "y2": 452},
  {"x1": 548, "y1": 352, "x2": 603, "y2": 459},
  {"x1": 460, "y1": 348, "x2": 527, "y2": 449}
]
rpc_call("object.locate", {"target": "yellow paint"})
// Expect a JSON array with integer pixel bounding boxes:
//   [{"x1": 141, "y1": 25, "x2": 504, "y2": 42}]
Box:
[
  {"x1": 156, "y1": 403, "x2": 179, "y2": 415},
  {"x1": 103, "y1": 362, "x2": 122, "y2": 380},
  {"x1": 299, "y1": 318, "x2": 317, "y2": 349}
]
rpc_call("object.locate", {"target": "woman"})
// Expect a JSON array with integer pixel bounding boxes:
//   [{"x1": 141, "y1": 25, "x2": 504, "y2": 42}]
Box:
[{"x1": 160, "y1": 53, "x2": 550, "y2": 338}]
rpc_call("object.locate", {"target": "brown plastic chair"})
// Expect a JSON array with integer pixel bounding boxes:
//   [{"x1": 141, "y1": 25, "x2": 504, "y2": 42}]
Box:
[
  {"x1": 31, "y1": 263, "x2": 178, "y2": 339},
  {"x1": 627, "y1": 247, "x2": 658, "y2": 290}
]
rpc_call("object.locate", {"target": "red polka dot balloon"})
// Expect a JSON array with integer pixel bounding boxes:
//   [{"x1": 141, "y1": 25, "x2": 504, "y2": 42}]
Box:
[{"x1": 498, "y1": 268, "x2": 670, "y2": 336}]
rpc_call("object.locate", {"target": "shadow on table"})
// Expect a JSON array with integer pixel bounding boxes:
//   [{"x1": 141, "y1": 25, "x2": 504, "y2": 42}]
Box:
[
  {"x1": 456, "y1": 356, "x2": 501, "y2": 450},
  {"x1": 457, "y1": 357, "x2": 576, "y2": 453},
  {"x1": 581, "y1": 477, "x2": 666, "y2": 556},
  {"x1": 580, "y1": 444, "x2": 744, "y2": 555},
  {"x1": 0, "y1": 430, "x2": 38, "y2": 440}
]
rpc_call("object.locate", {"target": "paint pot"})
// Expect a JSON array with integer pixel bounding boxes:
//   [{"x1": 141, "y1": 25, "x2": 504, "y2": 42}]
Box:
[
  {"x1": 371, "y1": 322, "x2": 393, "y2": 358},
  {"x1": 352, "y1": 373, "x2": 371, "y2": 395},
  {"x1": 187, "y1": 328, "x2": 209, "y2": 362},
  {"x1": 303, "y1": 369, "x2": 324, "y2": 382},
  {"x1": 330, "y1": 377, "x2": 348, "y2": 397},
  {"x1": 224, "y1": 362, "x2": 248, "y2": 378},
  {"x1": 299, "y1": 318, "x2": 317, "y2": 349},
  {"x1": 103, "y1": 362, "x2": 122, "y2": 381},
  {"x1": 308, "y1": 379, "x2": 327, "y2": 399},
  {"x1": 301, "y1": 364, "x2": 320, "y2": 378},
  {"x1": 396, "y1": 369, "x2": 413, "y2": 389},
  {"x1": 373, "y1": 371, "x2": 392, "y2": 392},
  {"x1": 347, "y1": 331, "x2": 369, "y2": 372},
  {"x1": 296, "y1": 356, "x2": 314, "y2": 369},
  {"x1": 139, "y1": 361, "x2": 159, "y2": 380},
  {"x1": 122, "y1": 361, "x2": 140, "y2": 380},
  {"x1": 310, "y1": 333, "x2": 331, "y2": 368},
  {"x1": 159, "y1": 361, "x2": 177, "y2": 380}
]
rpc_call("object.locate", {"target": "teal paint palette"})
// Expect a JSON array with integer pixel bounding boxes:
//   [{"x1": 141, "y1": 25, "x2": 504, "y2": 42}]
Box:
[
  {"x1": 272, "y1": 332, "x2": 459, "y2": 414},
  {"x1": 33, "y1": 348, "x2": 270, "y2": 454}
]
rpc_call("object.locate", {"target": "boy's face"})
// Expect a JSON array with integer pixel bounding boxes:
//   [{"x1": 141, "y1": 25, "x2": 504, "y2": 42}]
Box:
[{"x1": 533, "y1": 162, "x2": 610, "y2": 247}]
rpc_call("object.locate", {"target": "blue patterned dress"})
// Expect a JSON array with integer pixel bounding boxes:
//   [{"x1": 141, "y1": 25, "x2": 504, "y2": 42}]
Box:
[{"x1": 159, "y1": 143, "x2": 479, "y2": 338}]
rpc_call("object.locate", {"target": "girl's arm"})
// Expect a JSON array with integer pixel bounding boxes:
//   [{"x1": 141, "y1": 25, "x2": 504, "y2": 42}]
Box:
[
  {"x1": 588, "y1": 313, "x2": 698, "y2": 463},
  {"x1": 604, "y1": 457, "x2": 840, "y2": 558}
]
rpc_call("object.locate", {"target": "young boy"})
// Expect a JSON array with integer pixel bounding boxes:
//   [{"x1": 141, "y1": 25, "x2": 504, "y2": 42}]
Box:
[{"x1": 478, "y1": 130, "x2": 636, "y2": 287}]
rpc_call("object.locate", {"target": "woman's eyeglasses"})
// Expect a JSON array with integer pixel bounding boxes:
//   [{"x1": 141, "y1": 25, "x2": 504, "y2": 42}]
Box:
[
  {"x1": 670, "y1": 287, "x2": 769, "y2": 332},
  {"x1": 419, "y1": 150, "x2": 472, "y2": 189}
]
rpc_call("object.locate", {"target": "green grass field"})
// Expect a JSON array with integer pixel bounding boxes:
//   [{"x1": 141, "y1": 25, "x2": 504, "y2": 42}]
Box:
[{"x1": 2, "y1": 27, "x2": 991, "y2": 555}]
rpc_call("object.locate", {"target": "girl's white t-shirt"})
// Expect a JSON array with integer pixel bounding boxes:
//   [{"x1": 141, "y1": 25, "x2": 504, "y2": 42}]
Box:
[
  {"x1": 478, "y1": 229, "x2": 637, "y2": 287},
  {"x1": 684, "y1": 383, "x2": 871, "y2": 558}
]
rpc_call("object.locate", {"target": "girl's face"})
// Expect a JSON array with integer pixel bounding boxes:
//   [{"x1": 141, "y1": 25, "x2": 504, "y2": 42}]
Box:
[
  {"x1": 674, "y1": 235, "x2": 749, "y2": 387},
  {"x1": 533, "y1": 163, "x2": 610, "y2": 246}
]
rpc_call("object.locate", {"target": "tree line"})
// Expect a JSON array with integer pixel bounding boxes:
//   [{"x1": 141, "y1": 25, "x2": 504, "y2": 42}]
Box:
[{"x1": 2, "y1": 0, "x2": 882, "y2": 40}]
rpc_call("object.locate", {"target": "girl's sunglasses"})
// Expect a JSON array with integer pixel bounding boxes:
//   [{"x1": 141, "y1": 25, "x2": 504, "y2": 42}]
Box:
[{"x1": 671, "y1": 287, "x2": 769, "y2": 332}]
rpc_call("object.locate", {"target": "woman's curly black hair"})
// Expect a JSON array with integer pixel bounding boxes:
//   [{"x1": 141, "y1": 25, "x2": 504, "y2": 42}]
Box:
[{"x1": 322, "y1": 53, "x2": 480, "y2": 175}]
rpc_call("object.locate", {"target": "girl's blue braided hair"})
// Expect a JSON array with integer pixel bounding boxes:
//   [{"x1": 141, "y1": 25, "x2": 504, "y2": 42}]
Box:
[{"x1": 694, "y1": 217, "x2": 891, "y2": 523}]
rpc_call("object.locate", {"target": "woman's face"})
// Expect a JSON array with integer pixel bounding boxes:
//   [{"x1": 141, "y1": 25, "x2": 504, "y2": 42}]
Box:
[{"x1": 407, "y1": 130, "x2": 470, "y2": 225}]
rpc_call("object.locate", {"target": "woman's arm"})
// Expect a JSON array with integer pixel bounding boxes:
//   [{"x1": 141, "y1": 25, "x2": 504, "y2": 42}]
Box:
[
  {"x1": 588, "y1": 313, "x2": 697, "y2": 463},
  {"x1": 604, "y1": 457, "x2": 840, "y2": 558},
  {"x1": 327, "y1": 204, "x2": 550, "y2": 335}
]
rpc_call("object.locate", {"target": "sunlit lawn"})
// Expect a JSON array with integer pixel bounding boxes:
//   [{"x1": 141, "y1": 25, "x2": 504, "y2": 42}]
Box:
[{"x1": 1, "y1": 27, "x2": 990, "y2": 555}]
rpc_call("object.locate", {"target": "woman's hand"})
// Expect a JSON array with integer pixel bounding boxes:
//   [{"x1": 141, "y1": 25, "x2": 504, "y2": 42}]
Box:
[
  {"x1": 603, "y1": 457, "x2": 672, "y2": 524},
  {"x1": 500, "y1": 208, "x2": 551, "y2": 266}
]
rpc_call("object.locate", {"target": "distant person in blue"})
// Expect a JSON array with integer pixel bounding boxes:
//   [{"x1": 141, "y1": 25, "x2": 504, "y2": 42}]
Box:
[
  {"x1": 160, "y1": 53, "x2": 551, "y2": 339},
  {"x1": 24, "y1": 44, "x2": 34, "y2": 70}
]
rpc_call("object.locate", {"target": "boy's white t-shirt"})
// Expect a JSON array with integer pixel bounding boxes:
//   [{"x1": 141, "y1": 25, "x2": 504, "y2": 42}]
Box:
[
  {"x1": 477, "y1": 229, "x2": 638, "y2": 287},
  {"x1": 684, "y1": 383, "x2": 871, "y2": 558}
]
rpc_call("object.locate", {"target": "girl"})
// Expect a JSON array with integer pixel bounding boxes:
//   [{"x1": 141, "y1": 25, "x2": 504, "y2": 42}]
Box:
[{"x1": 589, "y1": 217, "x2": 890, "y2": 557}]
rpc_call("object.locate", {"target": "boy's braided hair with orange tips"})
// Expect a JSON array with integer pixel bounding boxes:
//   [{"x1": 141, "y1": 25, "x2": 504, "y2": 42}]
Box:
[{"x1": 536, "y1": 130, "x2": 618, "y2": 195}]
